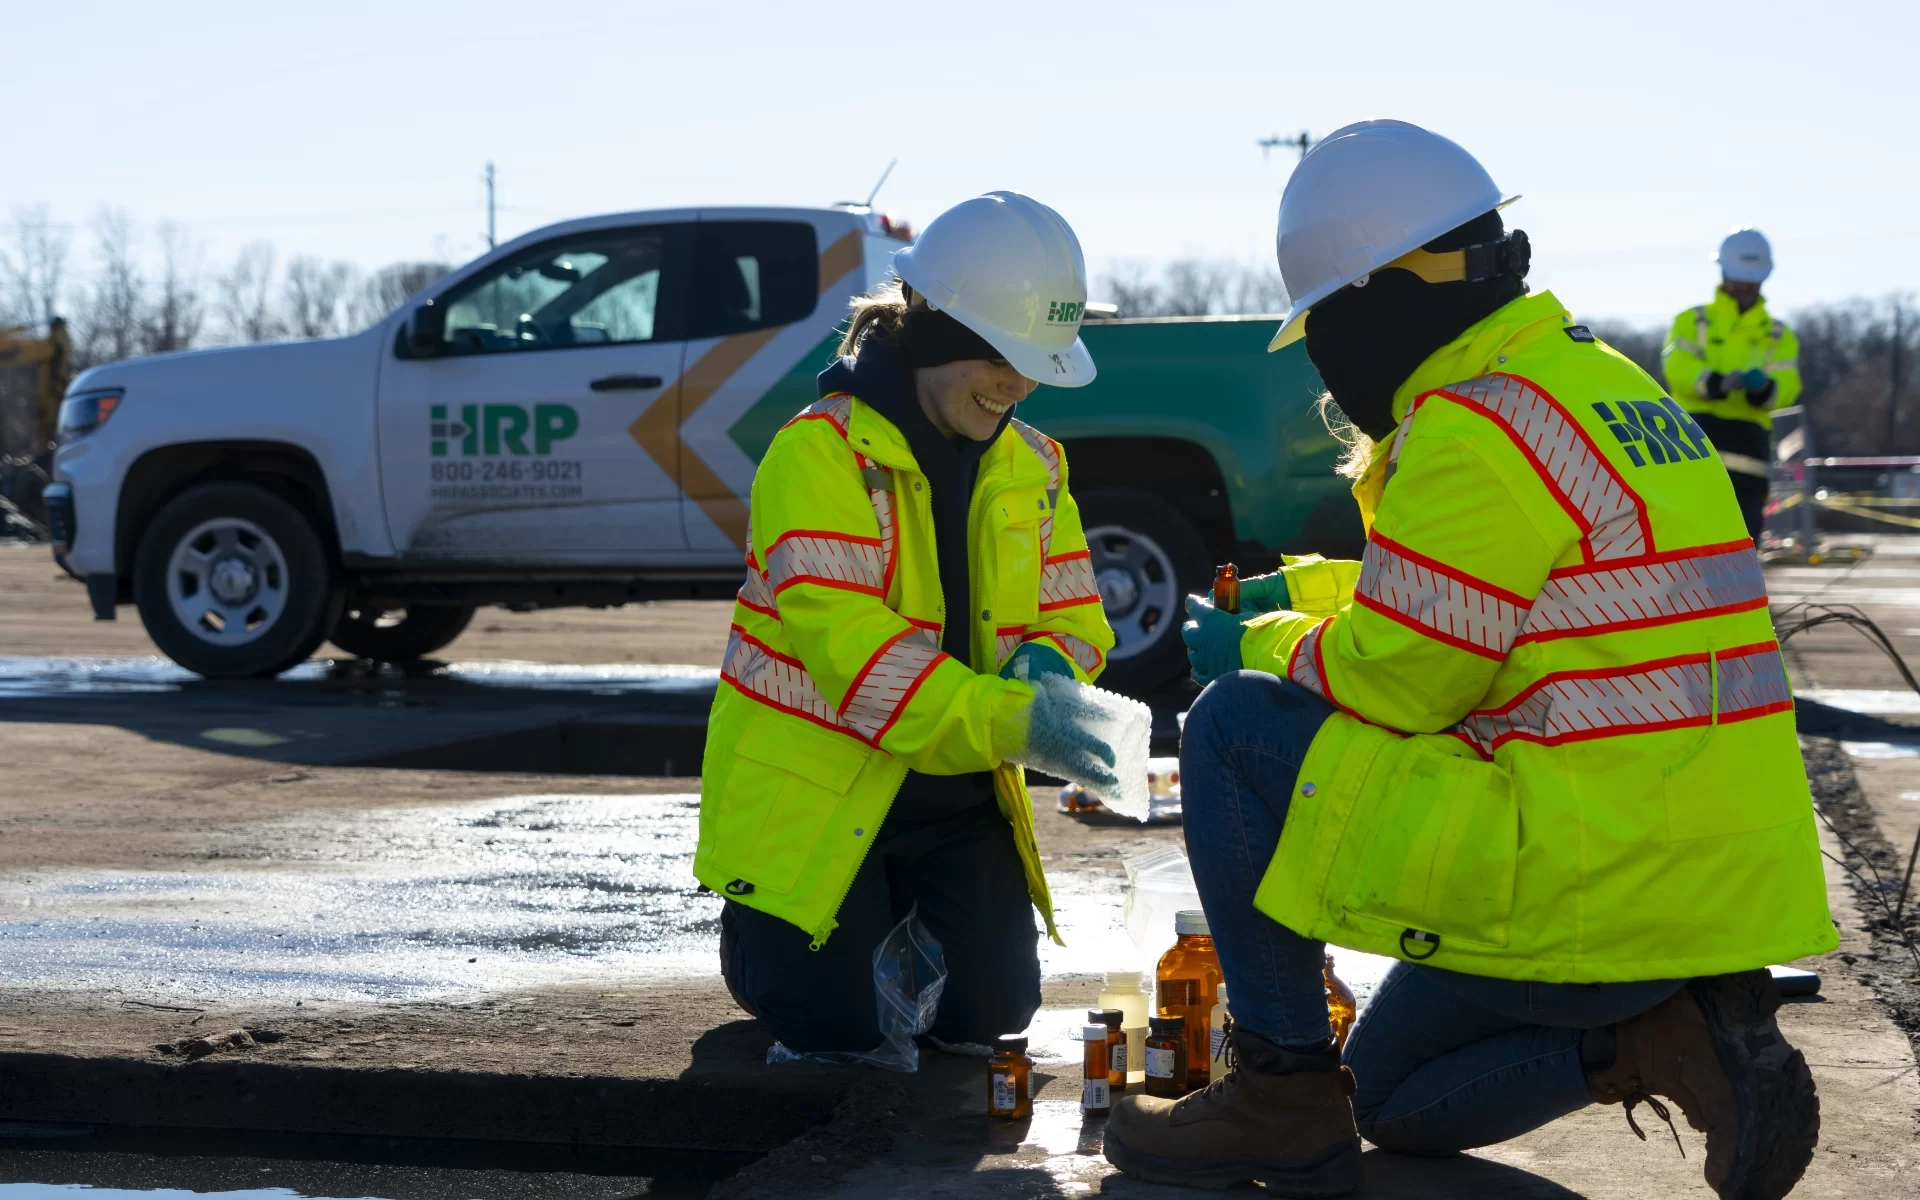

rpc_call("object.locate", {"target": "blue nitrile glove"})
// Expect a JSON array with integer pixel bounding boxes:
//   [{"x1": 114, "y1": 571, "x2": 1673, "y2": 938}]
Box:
[
  {"x1": 1020, "y1": 674, "x2": 1119, "y2": 791},
  {"x1": 1742, "y1": 368, "x2": 1771, "y2": 393},
  {"x1": 1182, "y1": 594, "x2": 1247, "y2": 686},
  {"x1": 1238, "y1": 571, "x2": 1291, "y2": 614},
  {"x1": 1001, "y1": 641, "x2": 1078, "y2": 685}
]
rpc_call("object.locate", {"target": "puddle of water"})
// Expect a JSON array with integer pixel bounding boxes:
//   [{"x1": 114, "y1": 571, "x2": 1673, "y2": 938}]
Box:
[
  {"x1": 0, "y1": 655, "x2": 717, "y2": 699},
  {"x1": 1801, "y1": 688, "x2": 1920, "y2": 715},
  {"x1": 1841, "y1": 740, "x2": 1920, "y2": 760},
  {"x1": 0, "y1": 1134, "x2": 742, "y2": 1199},
  {"x1": 0, "y1": 794, "x2": 720, "y2": 1000}
]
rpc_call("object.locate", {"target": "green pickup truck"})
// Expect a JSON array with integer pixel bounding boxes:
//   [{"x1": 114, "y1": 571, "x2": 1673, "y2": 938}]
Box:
[{"x1": 56, "y1": 203, "x2": 1350, "y2": 689}]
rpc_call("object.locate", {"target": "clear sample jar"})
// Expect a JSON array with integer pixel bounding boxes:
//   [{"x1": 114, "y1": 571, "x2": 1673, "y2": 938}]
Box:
[{"x1": 1097, "y1": 970, "x2": 1151, "y2": 1085}]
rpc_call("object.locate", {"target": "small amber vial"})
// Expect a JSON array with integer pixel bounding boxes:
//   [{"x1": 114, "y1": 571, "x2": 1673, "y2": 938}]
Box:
[
  {"x1": 1081, "y1": 1023, "x2": 1113, "y2": 1116},
  {"x1": 987, "y1": 1034, "x2": 1032, "y2": 1120},
  {"x1": 1325, "y1": 954, "x2": 1358, "y2": 1051},
  {"x1": 1144, "y1": 1014, "x2": 1189, "y2": 1098},
  {"x1": 1089, "y1": 1007, "x2": 1126, "y2": 1093},
  {"x1": 1212, "y1": 563, "x2": 1241, "y2": 614}
]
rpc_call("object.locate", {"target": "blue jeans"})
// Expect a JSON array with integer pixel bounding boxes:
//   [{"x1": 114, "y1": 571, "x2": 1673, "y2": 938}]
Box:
[{"x1": 1180, "y1": 671, "x2": 1682, "y2": 1153}]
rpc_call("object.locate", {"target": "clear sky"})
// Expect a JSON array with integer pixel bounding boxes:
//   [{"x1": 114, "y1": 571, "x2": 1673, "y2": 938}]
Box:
[{"x1": 7, "y1": 0, "x2": 1915, "y2": 325}]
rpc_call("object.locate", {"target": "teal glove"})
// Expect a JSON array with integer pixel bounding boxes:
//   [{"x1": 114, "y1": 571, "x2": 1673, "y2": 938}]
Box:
[
  {"x1": 1238, "y1": 572, "x2": 1291, "y2": 614},
  {"x1": 1182, "y1": 594, "x2": 1247, "y2": 686},
  {"x1": 1001, "y1": 641, "x2": 1078, "y2": 685},
  {"x1": 1741, "y1": 368, "x2": 1770, "y2": 393},
  {"x1": 1020, "y1": 675, "x2": 1119, "y2": 790}
]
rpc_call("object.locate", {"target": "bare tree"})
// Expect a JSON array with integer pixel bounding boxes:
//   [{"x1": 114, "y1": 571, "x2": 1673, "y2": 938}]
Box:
[
  {"x1": 1098, "y1": 259, "x2": 1285, "y2": 318},
  {"x1": 346, "y1": 261, "x2": 453, "y2": 331},
  {"x1": 144, "y1": 221, "x2": 205, "y2": 354},
  {"x1": 282, "y1": 257, "x2": 355, "y2": 339},
  {"x1": 217, "y1": 241, "x2": 280, "y2": 344},
  {"x1": 1, "y1": 205, "x2": 72, "y2": 329},
  {"x1": 80, "y1": 208, "x2": 147, "y2": 365}
]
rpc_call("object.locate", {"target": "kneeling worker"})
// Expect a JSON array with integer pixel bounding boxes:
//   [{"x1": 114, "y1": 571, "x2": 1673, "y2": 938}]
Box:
[
  {"x1": 1663, "y1": 228, "x2": 1801, "y2": 543},
  {"x1": 696, "y1": 193, "x2": 1118, "y2": 1056},
  {"x1": 1108, "y1": 121, "x2": 1832, "y2": 1200}
]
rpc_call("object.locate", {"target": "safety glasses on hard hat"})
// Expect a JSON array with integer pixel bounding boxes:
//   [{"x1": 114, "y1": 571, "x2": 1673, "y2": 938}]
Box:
[{"x1": 1269, "y1": 230, "x2": 1531, "y2": 350}]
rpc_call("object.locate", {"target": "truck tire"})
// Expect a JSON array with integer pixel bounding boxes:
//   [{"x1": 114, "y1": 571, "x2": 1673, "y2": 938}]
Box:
[
  {"x1": 132, "y1": 481, "x2": 342, "y2": 679},
  {"x1": 1076, "y1": 487, "x2": 1212, "y2": 696},
  {"x1": 329, "y1": 604, "x2": 477, "y2": 662}
]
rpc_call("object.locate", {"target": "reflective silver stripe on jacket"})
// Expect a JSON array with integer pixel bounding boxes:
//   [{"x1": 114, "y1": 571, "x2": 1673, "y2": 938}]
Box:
[
  {"x1": 1039, "y1": 551, "x2": 1100, "y2": 610},
  {"x1": 841, "y1": 633, "x2": 946, "y2": 744},
  {"x1": 765, "y1": 532, "x2": 886, "y2": 596},
  {"x1": 1521, "y1": 543, "x2": 1767, "y2": 642},
  {"x1": 1443, "y1": 374, "x2": 1648, "y2": 561},
  {"x1": 722, "y1": 625, "x2": 837, "y2": 727},
  {"x1": 1454, "y1": 643, "x2": 1791, "y2": 756},
  {"x1": 1357, "y1": 535, "x2": 1530, "y2": 659}
]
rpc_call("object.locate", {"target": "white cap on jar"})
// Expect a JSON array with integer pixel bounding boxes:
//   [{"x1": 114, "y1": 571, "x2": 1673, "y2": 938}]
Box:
[{"x1": 1175, "y1": 909, "x2": 1211, "y2": 936}]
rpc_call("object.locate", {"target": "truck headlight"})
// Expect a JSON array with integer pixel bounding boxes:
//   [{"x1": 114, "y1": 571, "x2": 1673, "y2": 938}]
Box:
[{"x1": 58, "y1": 388, "x2": 123, "y2": 441}]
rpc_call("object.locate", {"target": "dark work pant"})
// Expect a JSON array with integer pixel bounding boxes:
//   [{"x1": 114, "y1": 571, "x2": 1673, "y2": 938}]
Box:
[
  {"x1": 720, "y1": 801, "x2": 1041, "y2": 1054},
  {"x1": 1693, "y1": 411, "x2": 1772, "y2": 542}
]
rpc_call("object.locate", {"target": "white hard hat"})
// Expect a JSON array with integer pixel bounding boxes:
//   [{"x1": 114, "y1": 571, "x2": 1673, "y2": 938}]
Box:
[
  {"x1": 1268, "y1": 120, "x2": 1519, "y2": 351},
  {"x1": 891, "y1": 191, "x2": 1096, "y2": 387},
  {"x1": 1716, "y1": 228, "x2": 1773, "y2": 284}
]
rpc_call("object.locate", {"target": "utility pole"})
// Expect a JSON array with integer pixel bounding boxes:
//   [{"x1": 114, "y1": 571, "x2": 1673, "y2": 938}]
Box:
[
  {"x1": 484, "y1": 161, "x2": 496, "y2": 250},
  {"x1": 1891, "y1": 297, "x2": 1905, "y2": 453},
  {"x1": 1258, "y1": 131, "x2": 1314, "y2": 162}
]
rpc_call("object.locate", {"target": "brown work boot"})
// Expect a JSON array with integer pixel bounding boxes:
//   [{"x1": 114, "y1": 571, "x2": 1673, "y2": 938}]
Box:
[
  {"x1": 1104, "y1": 1029, "x2": 1361, "y2": 1196},
  {"x1": 1587, "y1": 970, "x2": 1818, "y2": 1200}
]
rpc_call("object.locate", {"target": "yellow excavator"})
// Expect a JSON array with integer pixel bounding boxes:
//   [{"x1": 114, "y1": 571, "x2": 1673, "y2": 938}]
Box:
[
  {"x1": 0, "y1": 317, "x2": 71, "y2": 451},
  {"x1": 0, "y1": 317, "x2": 71, "y2": 535}
]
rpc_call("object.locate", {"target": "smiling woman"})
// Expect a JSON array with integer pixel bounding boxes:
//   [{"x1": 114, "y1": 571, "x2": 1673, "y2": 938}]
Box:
[{"x1": 695, "y1": 192, "x2": 1121, "y2": 1061}]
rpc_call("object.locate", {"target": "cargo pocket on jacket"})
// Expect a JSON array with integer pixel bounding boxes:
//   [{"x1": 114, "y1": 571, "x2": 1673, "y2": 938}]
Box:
[
  {"x1": 706, "y1": 714, "x2": 872, "y2": 895},
  {"x1": 1339, "y1": 738, "x2": 1518, "y2": 951},
  {"x1": 1665, "y1": 712, "x2": 1808, "y2": 841},
  {"x1": 988, "y1": 487, "x2": 1047, "y2": 627}
]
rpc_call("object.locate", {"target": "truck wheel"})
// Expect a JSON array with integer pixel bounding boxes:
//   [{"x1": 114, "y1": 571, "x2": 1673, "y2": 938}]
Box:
[
  {"x1": 132, "y1": 482, "x2": 342, "y2": 679},
  {"x1": 1076, "y1": 487, "x2": 1212, "y2": 696},
  {"x1": 329, "y1": 604, "x2": 476, "y2": 662}
]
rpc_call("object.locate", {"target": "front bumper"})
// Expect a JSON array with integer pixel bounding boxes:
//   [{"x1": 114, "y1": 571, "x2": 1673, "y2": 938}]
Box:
[{"x1": 42, "y1": 481, "x2": 74, "y2": 556}]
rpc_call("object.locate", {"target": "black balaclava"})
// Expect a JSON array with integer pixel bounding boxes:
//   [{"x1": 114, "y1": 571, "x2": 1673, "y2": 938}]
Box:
[{"x1": 1303, "y1": 211, "x2": 1528, "y2": 441}]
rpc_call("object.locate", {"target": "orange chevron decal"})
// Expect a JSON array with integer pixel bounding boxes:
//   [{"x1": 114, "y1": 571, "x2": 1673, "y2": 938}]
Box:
[{"x1": 627, "y1": 229, "x2": 866, "y2": 549}]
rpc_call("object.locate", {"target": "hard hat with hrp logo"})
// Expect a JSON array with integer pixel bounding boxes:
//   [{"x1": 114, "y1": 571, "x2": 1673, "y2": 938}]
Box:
[{"x1": 891, "y1": 191, "x2": 1096, "y2": 387}]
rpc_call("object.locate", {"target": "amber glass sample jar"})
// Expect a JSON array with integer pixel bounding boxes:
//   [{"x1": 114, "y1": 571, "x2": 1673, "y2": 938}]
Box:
[
  {"x1": 1212, "y1": 563, "x2": 1241, "y2": 614},
  {"x1": 988, "y1": 1034, "x2": 1033, "y2": 1120},
  {"x1": 1325, "y1": 954, "x2": 1357, "y2": 1051},
  {"x1": 1144, "y1": 1015, "x2": 1189, "y2": 1097},
  {"x1": 1157, "y1": 909, "x2": 1222, "y2": 1085},
  {"x1": 1089, "y1": 1007, "x2": 1126, "y2": 1092}
]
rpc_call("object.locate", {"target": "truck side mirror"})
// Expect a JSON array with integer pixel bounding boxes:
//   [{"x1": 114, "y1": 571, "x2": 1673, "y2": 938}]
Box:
[{"x1": 407, "y1": 303, "x2": 444, "y2": 356}]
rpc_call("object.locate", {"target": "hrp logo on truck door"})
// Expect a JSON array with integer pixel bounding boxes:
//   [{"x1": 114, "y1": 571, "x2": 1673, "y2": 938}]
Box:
[{"x1": 430, "y1": 404, "x2": 579, "y2": 456}]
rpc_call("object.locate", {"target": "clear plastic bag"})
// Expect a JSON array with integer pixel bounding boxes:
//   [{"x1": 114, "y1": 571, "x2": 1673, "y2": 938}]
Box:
[
  {"x1": 1011, "y1": 675, "x2": 1154, "y2": 821},
  {"x1": 1123, "y1": 845, "x2": 1201, "y2": 962},
  {"x1": 765, "y1": 907, "x2": 946, "y2": 1073}
]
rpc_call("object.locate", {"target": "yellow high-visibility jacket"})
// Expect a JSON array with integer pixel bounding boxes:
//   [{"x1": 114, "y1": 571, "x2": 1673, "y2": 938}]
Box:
[
  {"x1": 1242, "y1": 291, "x2": 1835, "y2": 983},
  {"x1": 1662, "y1": 290, "x2": 1801, "y2": 430},
  {"x1": 693, "y1": 393, "x2": 1113, "y2": 948}
]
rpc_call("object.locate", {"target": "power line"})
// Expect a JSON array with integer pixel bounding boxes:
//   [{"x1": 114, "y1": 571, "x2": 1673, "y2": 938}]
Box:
[{"x1": 1258, "y1": 131, "x2": 1313, "y2": 162}]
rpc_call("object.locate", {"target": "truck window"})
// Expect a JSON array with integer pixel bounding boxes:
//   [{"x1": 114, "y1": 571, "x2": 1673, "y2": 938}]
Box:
[
  {"x1": 689, "y1": 222, "x2": 817, "y2": 339},
  {"x1": 437, "y1": 226, "x2": 684, "y2": 354}
]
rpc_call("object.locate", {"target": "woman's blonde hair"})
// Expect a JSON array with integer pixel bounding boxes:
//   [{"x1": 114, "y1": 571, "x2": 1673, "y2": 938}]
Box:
[
  {"x1": 1316, "y1": 392, "x2": 1376, "y2": 480},
  {"x1": 838, "y1": 276, "x2": 919, "y2": 357}
]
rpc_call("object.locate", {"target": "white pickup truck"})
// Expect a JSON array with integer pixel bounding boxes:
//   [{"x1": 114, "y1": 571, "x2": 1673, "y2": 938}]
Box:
[{"x1": 46, "y1": 204, "x2": 1352, "y2": 689}]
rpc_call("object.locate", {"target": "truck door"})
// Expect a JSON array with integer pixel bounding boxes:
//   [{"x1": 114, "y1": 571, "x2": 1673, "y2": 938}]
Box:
[
  {"x1": 376, "y1": 220, "x2": 694, "y2": 564},
  {"x1": 674, "y1": 214, "x2": 869, "y2": 557}
]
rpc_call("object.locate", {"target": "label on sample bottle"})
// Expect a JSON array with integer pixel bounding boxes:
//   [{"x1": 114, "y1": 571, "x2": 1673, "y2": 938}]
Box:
[
  {"x1": 991, "y1": 1072, "x2": 1015, "y2": 1112},
  {"x1": 1109, "y1": 1041, "x2": 1127, "y2": 1074},
  {"x1": 1082, "y1": 1078, "x2": 1110, "y2": 1110},
  {"x1": 1145, "y1": 1045, "x2": 1176, "y2": 1078}
]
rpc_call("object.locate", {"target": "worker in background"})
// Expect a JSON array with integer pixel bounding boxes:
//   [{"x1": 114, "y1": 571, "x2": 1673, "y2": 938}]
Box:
[
  {"x1": 695, "y1": 193, "x2": 1117, "y2": 1057},
  {"x1": 1663, "y1": 229, "x2": 1801, "y2": 541},
  {"x1": 1108, "y1": 121, "x2": 1831, "y2": 1200}
]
